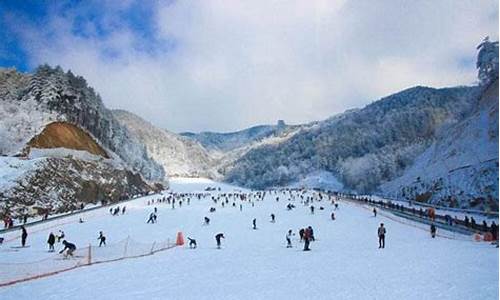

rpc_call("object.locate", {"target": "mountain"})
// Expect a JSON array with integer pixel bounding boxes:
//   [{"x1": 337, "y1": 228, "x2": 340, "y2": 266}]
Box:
[
  {"x1": 180, "y1": 120, "x2": 297, "y2": 152},
  {"x1": 0, "y1": 66, "x2": 165, "y2": 218},
  {"x1": 225, "y1": 85, "x2": 481, "y2": 192},
  {"x1": 380, "y1": 80, "x2": 499, "y2": 211},
  {"x1": 113, "y1": 110, "x2": 218, "y2": 179}
]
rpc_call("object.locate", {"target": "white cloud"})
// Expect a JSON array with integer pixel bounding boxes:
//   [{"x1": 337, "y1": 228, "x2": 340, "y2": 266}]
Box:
[{"x1": 6, "y1": 0, "x2": 499, "y2": 132}]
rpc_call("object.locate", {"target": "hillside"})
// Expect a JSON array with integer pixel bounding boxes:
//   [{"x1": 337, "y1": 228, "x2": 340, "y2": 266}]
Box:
[
  {"x1": 113, "y1": 110, "x2": 218, "y2": 179},
  {"x1": 380, "y1": 80, "x2": 499, "y2": 210},
  {"x1": 0, "y1": 66, "x2": 164, "y2": 182},
  {"x1": 180, "y1": 120, "x2": 299, "y2": 152},
  {"x1": 0, "y1": 66, "x2": 165, "y2": 219},
  {"x1": 225, "y1": 85, "x2": 481, "y2": 191},
  {"x1": 27, "y1": 121, "x2": 109, "y2": 158}
]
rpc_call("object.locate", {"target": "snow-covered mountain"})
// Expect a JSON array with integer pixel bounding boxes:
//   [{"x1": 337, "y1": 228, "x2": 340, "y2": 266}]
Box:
[
  {"x1": 0, "y1": 66, "x2": 165, "y2": 218},
  {"x1": 225, "y1": 85, "x2": 481, "y2": 191},
  {"x1": 0, "y1": 66, "x2": 164, "y2": 182},
  {"x1": 113, "y1": 110, "x2": 219, "y2": 179},
  {"x1": 222, "y1": 40, "x2": 499, "y2": 211},
  {"x1": 380, "y1": 79, "x2": 499, "y2": 211},
  {"x1": 180, "y1": 120, "x2": 299, "y2": 152}
]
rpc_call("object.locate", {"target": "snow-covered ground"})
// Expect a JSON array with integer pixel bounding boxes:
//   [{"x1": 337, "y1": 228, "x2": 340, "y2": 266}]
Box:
[{"x1": 0, "y1": 178, "x2": 497, "y2": 300}]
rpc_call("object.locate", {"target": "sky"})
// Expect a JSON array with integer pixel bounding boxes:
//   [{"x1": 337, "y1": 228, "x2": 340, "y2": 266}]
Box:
[{"x1": 0, "y1": 0, "x2": 498, "y2": 133}]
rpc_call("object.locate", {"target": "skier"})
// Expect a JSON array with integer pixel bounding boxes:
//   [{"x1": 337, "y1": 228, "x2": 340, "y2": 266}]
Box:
[
  {"x1": 240, "y1": 204, "x2": 243, "y2": 211},
  {"x1": 122, "y1": 206, "x2": 126, "y2": 215},
  {"x1": 147, "y1": 212, "x2": 155, "y2": 224},
  {"x1": 331, "y1": 212, "x2": 335, "y2": 220},
  {"x1": 59, "y1": 240, "x2": 77, "y2": 258},
  {"x1": 286, "y1": 229, "x2": 293, "y2": 248},
  {"x1": 215, "y1": 233, "x2": 225, "y2": 249},
  {"x1": 187, "y1": 237, "x2": 197, "y2": 249},
  {"x1": 430, "y1": 224, "x2": 437, "y2": 238},
  {"x1": 57, "y1": 230, "x2": 65, "y2": 242},
  {"x1": 308, "y1": 226, "x2": 315, "y2": 241},
  {"x1": 270, "y1": 214, "x2": 276, "y2": 223},
  {"x1": 303, "y1": 227, "x2": 311, "y2": 251},
  {"x1": 252, "y1": 218, "x2": 257, "y2": 230},
  {"x1": 204, "y1": 217, "x2": 210, "y2": 225},
  {"x1": 373, "y1": 208, "x2": 377, "y2": 217},
  {"x1": 310, "y1": 205, "x2": 315, "y2": 214},
  {"x1": 20, "y1": 225, "x2": 28, "y2": 247},
  {"x1": 299, "y1": 228, "x2": 305, "y2": 242},
  {"x1": 378, "y1": 223, "x2": 386, "y2": 249},
  {"x1": 98, "y1": 231, "x2": 106, "y2": 247},
  {"x1": 47, "y1": 232, "x2": 56, "y2": 252}
]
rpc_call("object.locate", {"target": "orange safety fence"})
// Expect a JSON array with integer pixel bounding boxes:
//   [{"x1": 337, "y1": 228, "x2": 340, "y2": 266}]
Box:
[{"x1": 0, "y1": 235, "x2": 179, "y2": 287}]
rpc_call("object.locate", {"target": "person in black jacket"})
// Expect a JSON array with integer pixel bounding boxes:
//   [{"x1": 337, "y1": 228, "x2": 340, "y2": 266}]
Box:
[
  {"x1": 20, "y1": 226, "x2": 28, "y2": 247},
  {"x1": 59, "y1": 240, "x2": 77, "y2": 257},
  {"x1": 47, "y1": 232, "x2": 56, "y2": 252},
  {"x1": 430, "y1": 224, "x2": 437, "y2": 238},
  {"x1": 215, "y1": 233, "x2": 225, "y2": 249},
  {"x1": 98, "y1": 231, "x2": 106, "y2": 247}
]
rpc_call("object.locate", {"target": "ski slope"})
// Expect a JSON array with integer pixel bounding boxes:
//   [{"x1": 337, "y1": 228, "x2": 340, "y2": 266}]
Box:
[{"x1": 0, "y1": 178, "x2": 498, "y2": 300}]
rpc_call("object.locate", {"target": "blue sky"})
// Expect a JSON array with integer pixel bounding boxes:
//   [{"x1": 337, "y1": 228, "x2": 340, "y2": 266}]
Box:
[{"x1": 0, "y1": 0, "x2": 498, "y2": 132}]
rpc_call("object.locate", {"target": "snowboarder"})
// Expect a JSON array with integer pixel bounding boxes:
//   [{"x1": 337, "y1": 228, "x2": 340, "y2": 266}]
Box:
[
  {"x1": 373, "y1": 208, "x2": 377, "y2": 217},
  {"x1": 47, "y1": 232, "x2": 56, "y2": 252},
  {"x1": 252, "y1": 218, "x2": 257, "y2": 229},
  {"x1": 215, "y1": 233, "x2": 225, "y2": 249},
  {"x1": 20, "y1": 225, "x2": 28, "y2": 247},
  {"x1": 270, "y1": 214, "x2": 276, "y2": 223},
  {"x1": 98, "y1": 231, "x2": 106, "y2": 247},
  {"x1": 59, "y1": 240, "x2": 76, "y2": 258},
  {"x1": 286, "y1": 229, "x2": 293, "y2": 248},
  {"x1": 187, "y1": 237, "x2": 197, "y2": 249},
  {"x1": 430, "y1": 224, "x2": 436, "y2": 238},
  {"x1": 378, "y1": 223, "x2": 386, "y2": 249}
]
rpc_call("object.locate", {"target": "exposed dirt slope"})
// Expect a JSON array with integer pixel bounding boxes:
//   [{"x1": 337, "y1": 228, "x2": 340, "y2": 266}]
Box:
[{"x1": 28, "y1": 122, "x2": 109, "y2": 158}]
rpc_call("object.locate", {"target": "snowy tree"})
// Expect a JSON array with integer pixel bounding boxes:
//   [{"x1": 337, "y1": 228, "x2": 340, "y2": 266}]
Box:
[{"x1": 476, "y1": 37, "x2": 499, "y2": 86}]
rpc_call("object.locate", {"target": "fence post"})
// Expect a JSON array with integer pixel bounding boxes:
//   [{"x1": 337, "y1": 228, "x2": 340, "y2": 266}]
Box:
[
  {"x1": 124, "y1": 236, "x2": 130, "y2": 257},
  {"x1": 88, "y1": 244, "x2": 92, "y2": 265},
  {"x1": 150, "y1": 241, "x2": 156, "y2": 254}
]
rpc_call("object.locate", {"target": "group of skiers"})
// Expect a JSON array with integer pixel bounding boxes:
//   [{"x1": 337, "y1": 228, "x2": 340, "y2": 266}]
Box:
[
  {"x1": 5, "y1": 187, "x2": 497, "y2": 263},
  {"x1": 109, "y1": 206, "x2": 126, "y2": 216},
  {"x1": 46, "y1": 230, "x2": 69, "y2": 252}
]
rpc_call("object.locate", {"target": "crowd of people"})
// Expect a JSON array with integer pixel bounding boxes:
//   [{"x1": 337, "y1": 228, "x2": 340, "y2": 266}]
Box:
[{"x1": 3, "y1": 187, "x2": 498, "y2": 261}]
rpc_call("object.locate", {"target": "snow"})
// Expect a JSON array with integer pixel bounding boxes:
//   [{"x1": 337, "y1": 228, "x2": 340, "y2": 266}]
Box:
[
  {"x1": 0, "y1": 178, "x2": 497, "y2": 300},
  {"x1": 289, "y1": 170, "x2": 344, "y2": 191},
  {"x1": 0, "y1": 156, "x2": 44, "y2": 190}
]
